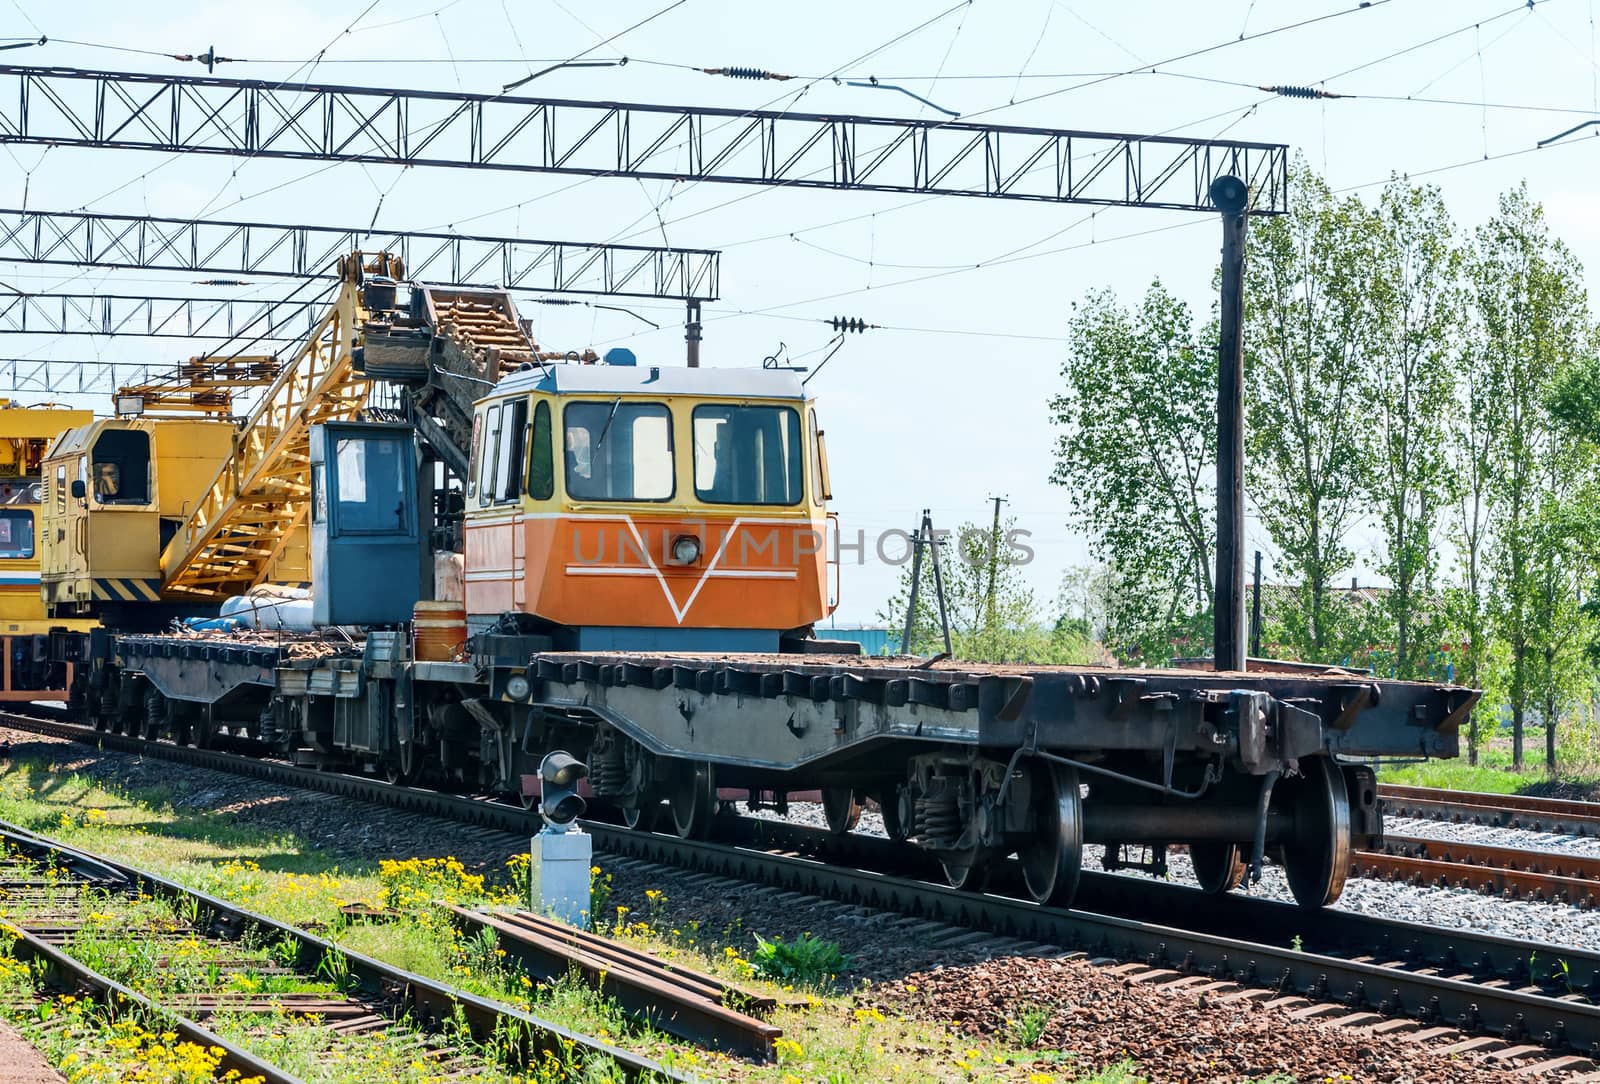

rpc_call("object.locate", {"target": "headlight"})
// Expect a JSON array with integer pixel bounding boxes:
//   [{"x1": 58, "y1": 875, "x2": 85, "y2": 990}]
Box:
[
  {"x1": 505, "y1": 674, "x2": 531, "y2": 700},
  {"x1": 670, "y1": 535, "x2": 702, "y2": 564}
]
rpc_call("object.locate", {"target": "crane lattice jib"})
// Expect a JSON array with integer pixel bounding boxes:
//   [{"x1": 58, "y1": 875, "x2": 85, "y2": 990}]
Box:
[{"x1": 158, "y1": 256, "x2": 383, "y2": 600}]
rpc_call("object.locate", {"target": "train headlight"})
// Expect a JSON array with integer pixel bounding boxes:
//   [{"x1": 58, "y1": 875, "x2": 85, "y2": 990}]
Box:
[
  {"x1": 505, "y1": 674, "x2": 531, "y2": 700},
  {"x1": 669, "y1": 535, "x2": 702, "y2": 565}
]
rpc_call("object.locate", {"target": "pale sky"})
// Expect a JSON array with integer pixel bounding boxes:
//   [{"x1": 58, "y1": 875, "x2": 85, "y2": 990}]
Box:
[{"x1": 2, "y1": 0, "x2": 1597, "y2": 622}]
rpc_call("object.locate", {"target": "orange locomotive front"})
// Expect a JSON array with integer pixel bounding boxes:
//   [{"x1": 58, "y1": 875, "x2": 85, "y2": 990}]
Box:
[{"x1": 463, "y1": 362, "x2": 835, "y2": 651}]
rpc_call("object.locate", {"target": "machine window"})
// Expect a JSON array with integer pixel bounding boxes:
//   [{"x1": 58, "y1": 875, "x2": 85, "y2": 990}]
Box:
[
  {"x1": 692, "y1": 404, "x2": 802, "y2": 505},
  {"x1": 468, "y1": 412, "x2": 483, "y2": 502},
  {"x1": 54, "y1": 465, "x2": 64, "y2": 513},
  {"x1": 563, "y1": 401, "x2": 673, "y2": 501},
  {"x1": 335, "y1": 437, "x2": 409, "y2": 533},
  {"x1": 495, "y1": 398, "x2": 528, "y2": 502},
  {"x1": 526, "y1": 399, "x2": 554, "y2": 500},
  {"x1": 479, "y1": 404, "x2": 502, "y2": 507},
  {"x1": 91, "y1": 429, "x2": 151, "y2": 504},
  {"x1": 0, "y1": 509, "x2": 34, "y2": 559}
]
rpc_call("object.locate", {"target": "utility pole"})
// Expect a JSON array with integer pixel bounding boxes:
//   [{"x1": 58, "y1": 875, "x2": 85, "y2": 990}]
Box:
[
  {"x1": 1250, "y1": 549, "x2": 1263, "y2": 660},
  {"x1": 985, "y1": 495, "x2": 1008, "y2": 645},
  {"x1": 1211, "y1": 175, "x2": 1250, "y2": 673},
  {"x1": 685, "y1": 300, "x2": 702, "y2": 368}
]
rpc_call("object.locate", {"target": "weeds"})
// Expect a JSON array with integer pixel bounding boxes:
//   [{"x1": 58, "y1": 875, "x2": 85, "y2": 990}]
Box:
[
  {"x1": 750, "y1": 931, "x2": 850, "y2": 986},
  {"x1": 1007, "y1": 1003, "x2": 1054, "y2": 1047}
]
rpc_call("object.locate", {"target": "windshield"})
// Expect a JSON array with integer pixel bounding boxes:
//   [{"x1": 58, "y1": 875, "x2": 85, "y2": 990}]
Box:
[
  {"x1": 692, "y1": 404, "x2": 803, "y2": 505},
  {"x1": 563, "y1": 401, "x2": 674, "y2": 501}
]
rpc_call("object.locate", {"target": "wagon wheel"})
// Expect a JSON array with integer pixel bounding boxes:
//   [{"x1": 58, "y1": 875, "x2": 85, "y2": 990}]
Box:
[
  {"x1": 1016, "y1": 760, "x2": 1083, "y2": 908},
  {"x1": 940, "y1": 853, "x2": 992, "y2": 893},
  {"x1": 385, "y1": 740, "x2": 418, "y2": 786},
  {"x1": 622, "y1": 800, "x2": 662, "y2": 831},
  {"x1": 668, "y1": 760, "x2": 717, "y2": 840},
  {"x1": 821, "y1": 787, "x2": 862, "y2": 834},
  {"x1": 1279, "y1": 757, "x2": 1352, "y2": 908},
  {"x1": 1189, "y1": 842, "x2": 1247, "y2": 895},
  {"x1": 876, "y1": 788, "x2": 910, "y2": 843}
]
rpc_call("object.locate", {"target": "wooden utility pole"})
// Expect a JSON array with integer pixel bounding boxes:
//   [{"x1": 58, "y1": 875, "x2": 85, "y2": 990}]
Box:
[{"x1": 1212, "y1": 175, "x2": 1250, "y2": 673}]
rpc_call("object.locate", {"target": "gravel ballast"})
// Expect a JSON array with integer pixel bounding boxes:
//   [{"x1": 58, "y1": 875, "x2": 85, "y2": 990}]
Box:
[{"x1": 0, "y1": 727, "x2": 1590, "y2": 1082}]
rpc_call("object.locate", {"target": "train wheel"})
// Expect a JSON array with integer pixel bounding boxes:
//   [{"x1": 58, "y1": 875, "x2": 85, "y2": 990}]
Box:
[
  {"x1": 821, "y1": 787, "x2": 862, "y2": 834},
  {"x1": 941, "y1": 855, "x2": 991, "y2": 892},
  {"x1": 668, "y1": 761, "x2": 716, "y2": 840},
  {"x1": 1189, "y1": 842, "x2": 1247, "y2": 895},
  {"x1": 876, "y1": 788, "x2": 909, "y2": 842},
  {"x1": 1017, "y1": 760, "x2": 1083, "y2": 907},
  {"x1": 622, "y1": 801, "x2": 661, "y2": 831},
  {"x1": 384, "y1": 742, "x2": 418, "y2": 786},
  {"x1": 1280, "y1": 757, "x2": 1351, "y2": 908}
]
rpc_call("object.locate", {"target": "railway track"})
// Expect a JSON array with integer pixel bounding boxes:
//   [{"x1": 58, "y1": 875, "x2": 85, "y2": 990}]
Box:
[
  {"x1": 3, "y1": 708, "x2": 1599, "y2": 1076},
  {"x1": 1379, "y1": 782, "x2": 1600, "y2": 837},
  {"x1": 1357, "y1": 834, "x2": 1600, "y2": 907},
  {"x1": 0, "y1": 816, "x2": 686, "y2": 1083}
]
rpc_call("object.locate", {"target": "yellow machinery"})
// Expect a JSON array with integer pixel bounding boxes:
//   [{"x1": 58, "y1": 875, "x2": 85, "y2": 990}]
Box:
[
  {"x1": 41, "y1": 253, "x2": 402, "y2": 615},
  {"x1": 0, "y1": 400, "x2": 95, "y2": 698},
  {"x1": 40, "y1": 416, "x2": 238, "y2": 617}
]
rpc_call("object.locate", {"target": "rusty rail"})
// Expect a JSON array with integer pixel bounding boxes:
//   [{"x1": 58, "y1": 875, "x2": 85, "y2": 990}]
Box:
[
  {"x1": 1378, "y1": 783, "x2": 1600, "y2": 837},
  {"x1": 450, "y1": 905, "x2": 782, "y2": 1058},
  {"x1": 0, "y1": 821, "x2": 688, "y2": 1082},
  {"x1": 1353, "y1": 834, "x2": 1600, "y2": 907}
]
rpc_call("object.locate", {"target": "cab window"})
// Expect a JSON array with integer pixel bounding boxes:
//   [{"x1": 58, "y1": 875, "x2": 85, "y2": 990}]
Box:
[
  {"x1": 563, "y1": 401, "x2": 673, "y2": 501},
  {"x1": 494, "y1": 398, "x2": 528, "y2": 502},
  {"x1": 477, "y1": 404, "x2": 501, "y2": 507},
  {"x1": 91, "y1": 429, "x2": 151, "y2": 504},
  {"x1": 526, "y1": 400, "x2": 554, "y2": 500},
  {"x1": 0, "y1": 509, "x2": 34, "y2": 558},
  {"x1": 693, "y1": 404, "x2": 802, "y2": 505}
]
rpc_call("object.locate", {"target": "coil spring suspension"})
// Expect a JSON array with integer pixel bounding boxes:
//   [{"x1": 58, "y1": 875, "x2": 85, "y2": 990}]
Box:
[{"x1": 915, "y1": 794, "x2": 964, "y2": 848}]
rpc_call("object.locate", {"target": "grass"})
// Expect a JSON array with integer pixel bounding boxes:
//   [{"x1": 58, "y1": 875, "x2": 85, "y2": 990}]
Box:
[
  {"x1": 0, "y1": 755, "x2": 1163, "y2": 1083},
  {"x1": 1379, "y1": 730, "x2": 1600, "y2": 796}
]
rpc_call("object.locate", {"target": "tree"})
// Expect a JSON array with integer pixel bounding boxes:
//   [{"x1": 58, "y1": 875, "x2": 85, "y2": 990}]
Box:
[
  {"x1": 1244, "y1": 163, "x2": 1375, "y2": 661},
  {"x1": 1470, "y1": 185, "x2": 1592, "y2": 769},
  {"x1": 1360, "y1": 179, "x2": 1462, "y2": 679},
  {"x1": 1050, "y1": 282, "x2": 1216, "y2": 661},
  {"x1": 875, "y1": 516, "x2": 1087, "y2": 663}
]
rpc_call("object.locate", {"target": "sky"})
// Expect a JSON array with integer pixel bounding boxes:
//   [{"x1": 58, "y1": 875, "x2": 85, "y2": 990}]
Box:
[{"x1": 2, "y1": 0, "x2": 1599, "y2": 624}]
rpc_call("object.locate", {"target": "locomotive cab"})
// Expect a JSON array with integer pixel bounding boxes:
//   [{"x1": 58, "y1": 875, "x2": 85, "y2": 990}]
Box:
[{"x1": 463, "y1": 362, "x2": 836, "y2": 651}]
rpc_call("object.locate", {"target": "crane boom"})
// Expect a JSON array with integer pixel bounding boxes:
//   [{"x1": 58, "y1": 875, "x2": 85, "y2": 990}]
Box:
[{"x1": 157, "y1": 255, "x2": 384, "y2": 599}]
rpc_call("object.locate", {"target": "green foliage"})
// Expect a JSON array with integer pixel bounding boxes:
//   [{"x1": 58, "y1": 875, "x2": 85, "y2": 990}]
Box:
[
  {"x1": 1049, "y1": 281, "x2": 1219, "y2": 662},
  {"x1": 1006, "y1": 1004, "x2": 1053, "y2": 1048},
  {"x1": 875, "y1": 513, "x2": 1094, "y2": 663},
  {"x1": 1244, "y1": 162, "x2": 1372, "y2": 661},
  {"x1": 750, "y1": 932, "x2": 850, "y2": 986}
]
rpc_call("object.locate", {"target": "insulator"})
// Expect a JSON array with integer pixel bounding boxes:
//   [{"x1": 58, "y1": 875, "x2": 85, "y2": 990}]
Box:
[
  {"x1": 828, "y1": 316, "x2": 870, "y2": 334},
  {"x1": 705, "y1": 66, "x2": 791, "y2": 81},
  {"x1": 1259, "y1": 84, "x2": 1341, "y2": 100}
]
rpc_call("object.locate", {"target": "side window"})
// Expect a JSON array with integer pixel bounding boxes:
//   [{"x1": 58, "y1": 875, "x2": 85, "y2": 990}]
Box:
[
  {"x1": 496, "y1": 398, "x2": 528, "y2": 502},
  {"x1": 91, "y1": 429, "x2": 152, "y2": 504},
  {"x1": 812, "y1": 409, "x2": 832, "y2": 503},
  {"x1": 468, "y1": 412, "x2": 483, "y2": 502},
  {"x1": 526, "y1": 400, "x2": 554, "y2": 500},
  {"x1": 54, "y1": 465, "x2": 64, "y2": 513},
  {"x1": 478, "y1": 404, "x2": 502, "y2": 508},
  {"x1": 0, "y1": 510, "x2": 35, "y2": 558}
]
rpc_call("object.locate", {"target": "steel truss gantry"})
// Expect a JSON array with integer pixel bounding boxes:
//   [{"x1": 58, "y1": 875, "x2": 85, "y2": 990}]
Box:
[
  {"x1": 0, "y1": 65, "x2": 1289, "y2": 214},
  {"x1": 0, "y1": 207, "x2": 720, "y2": 301},
  {"x1": 0, "y1": 289, "x2": 325, "y2": 341}
]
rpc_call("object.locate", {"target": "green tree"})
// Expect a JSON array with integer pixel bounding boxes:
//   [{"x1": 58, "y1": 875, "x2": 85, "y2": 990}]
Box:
[
  {"x1": 875, "y1": 515, "x2": 1085, "y2": 663},
  {"x1": 1049, "y1": 282, "x2": 1216, "y2": 660},
  {"x1": 1244, "y1": 163, "x2": 1376, "y2": 661},
  {"x1": 1470, "y1": 185, "x2": 1592, "y2": 769},
  {"x1": 1361, "y1": 178, "x2": 1462, "y2": 678}
]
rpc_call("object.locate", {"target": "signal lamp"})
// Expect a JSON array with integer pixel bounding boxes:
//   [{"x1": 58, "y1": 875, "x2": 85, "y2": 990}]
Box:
[
  {"x1": 505, "y1": 674, "x2": 531, "y2": 700},
  {"x1": 539, "y1": 750, "x2": 588, "y2": 827}
]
